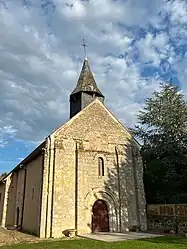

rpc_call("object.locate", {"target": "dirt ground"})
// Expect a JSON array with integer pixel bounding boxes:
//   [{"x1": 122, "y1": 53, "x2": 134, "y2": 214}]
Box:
[{"x1": 0, "y1": 227, "x2": 40, "y2": 247}]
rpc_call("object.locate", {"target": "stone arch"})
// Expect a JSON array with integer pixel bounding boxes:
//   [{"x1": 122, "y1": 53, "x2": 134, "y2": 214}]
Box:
[
  {"x1": 94, "y1": 153, "x2": 107, "y2": 162},
  {"x1": 84, "y1": 187, "x2": 119, "y2": 233}
]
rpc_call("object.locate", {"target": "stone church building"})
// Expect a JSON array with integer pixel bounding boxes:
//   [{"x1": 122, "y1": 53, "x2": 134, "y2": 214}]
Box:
[{"x1": 0, "y1": 57, "x2": 147, "y2": 238}]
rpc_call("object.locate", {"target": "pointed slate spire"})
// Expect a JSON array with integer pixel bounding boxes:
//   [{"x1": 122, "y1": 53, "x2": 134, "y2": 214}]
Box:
[
  {"x1": 69, "y1": 58, "x2": 105, "y2": 118},
  {"x1": 71, "y1": 58, "x2": 104, "y2": 97}
]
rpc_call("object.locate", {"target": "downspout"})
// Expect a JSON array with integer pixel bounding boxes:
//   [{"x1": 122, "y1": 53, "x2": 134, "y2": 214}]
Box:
[
  {"x1": 132, "y1": 146, "x2": 141, "y2": 228},
  {"x1": 20, "y1": 166, "x2": 27, "y2": 231},
  {"x1": 75, "y1": 141, "x2": 78, "y2": 235},
  {"x1": 50, "y1": 143, "x2": 56, "y2": 238},
  {"x1": 115, "y1": 146, "x2": 122, "y2": 232},
  {"x1": 45, "y1": 136, "x2": 51, "y2": 238}
]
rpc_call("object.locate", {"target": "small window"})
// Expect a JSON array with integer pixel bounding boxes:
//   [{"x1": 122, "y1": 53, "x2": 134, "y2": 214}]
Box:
[
  {"x1": 31, "y1": 188, "x2": 34, "y2": 200},
  {"x1": 98, "y1": 157, "x2": 104, "y2": 176}
]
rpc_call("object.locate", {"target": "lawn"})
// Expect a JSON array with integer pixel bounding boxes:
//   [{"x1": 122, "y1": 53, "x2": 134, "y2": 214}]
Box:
[{"x1": 1, "y1": 236, "x2": 187, "y2": 249}]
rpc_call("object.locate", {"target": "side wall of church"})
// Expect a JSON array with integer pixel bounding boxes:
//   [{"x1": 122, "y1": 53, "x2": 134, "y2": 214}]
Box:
[
  {"x1": 51, "y1": 101, "x2": 147, "y2": 237},
  {"x1": 0, "y1": 183, "x2": 5, "y2": 225},
  {"x1": 4, "y1": 169, "x2": 25, "y2": 228},
  {"x1": 5, "y1": 172, "x2": 18, "y2": 227},
  {"x1": 0, "y1": 175, "x2": 12, "y2": 227},
  {"x1": 0, "y1": 154, "x2": 43, "y2": 234},
  {"x1": 0, "y1": 171, "x2": 26, "y2": 228},
  {"x1": 15, "y1": 168, "x2": 26, "y2": 228},
  {"x1": 22, "y1": 154, "x2": 43, "y2": 235}
]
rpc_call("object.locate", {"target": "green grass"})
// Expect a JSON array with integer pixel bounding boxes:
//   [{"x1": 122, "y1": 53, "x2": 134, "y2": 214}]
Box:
[{"x1": 1, "y1": 236, "x2": 187, "y2": 249}]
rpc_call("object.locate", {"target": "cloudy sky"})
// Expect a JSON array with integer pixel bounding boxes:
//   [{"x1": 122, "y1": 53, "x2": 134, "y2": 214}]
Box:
[{"x1": 0, "y1": 0, "x2": 187, "y2": 173}]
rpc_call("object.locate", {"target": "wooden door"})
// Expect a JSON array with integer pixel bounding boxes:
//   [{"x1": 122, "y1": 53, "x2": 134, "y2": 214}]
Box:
[{"x1": 92, "y1": 199, "x2": 109, "y2": 233}]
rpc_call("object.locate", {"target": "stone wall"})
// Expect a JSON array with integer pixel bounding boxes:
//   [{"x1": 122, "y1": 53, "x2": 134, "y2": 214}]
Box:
[
  {"x1": 147, "y1": 204, "x2": 187, "y2": 234},
  {"x1": 0, "y1": 100, "x2": 147, "y2": 239},
  {"x1": 0, "y1": 183, "x2": 5, "y2": 225},
  {"x1": 133, "y1": 150, "x2": 147, "y2": 230},
  {"x1": 22, "y1": 154, "x2": 43, "y2": 235},
  {"x1": 0, "y1": 153, "x2": 43, "y2": 235},
  {"x1": 81, "y1": 92, "x2": 104, "y2": 109},
  {"x1": 49, "y1": 100, "x2": 147, "y2": 238},
  {"x1": 51, "y1": 138, "x2": 76, "y2": 238},
  {"x1": 5, "y1": 172, "x2": 18, "y2": 226},
  {"x1": 15, "y1": 169, "x2": 26, "y2": 228}
]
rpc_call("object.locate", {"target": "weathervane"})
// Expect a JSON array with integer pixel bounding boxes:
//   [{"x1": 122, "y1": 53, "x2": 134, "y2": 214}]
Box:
[{"x1": 81, "y1": 38, "x2": 87, "y2": 59}]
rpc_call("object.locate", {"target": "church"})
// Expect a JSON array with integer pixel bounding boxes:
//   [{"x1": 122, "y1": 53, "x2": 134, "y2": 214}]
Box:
[{"x1": 0, "y1": 56, "x2": 147, "y2": 238}]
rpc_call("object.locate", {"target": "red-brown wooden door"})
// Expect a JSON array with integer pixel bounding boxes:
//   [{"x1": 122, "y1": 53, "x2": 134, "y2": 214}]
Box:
[{"x1": 92, "y1": 199, "x2": 109, "y2": 233}]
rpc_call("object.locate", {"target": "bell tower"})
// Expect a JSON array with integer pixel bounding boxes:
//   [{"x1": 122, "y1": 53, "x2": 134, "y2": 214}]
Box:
[{"x1": 69, "y1": 58, "x2": 105, "y2": 118}]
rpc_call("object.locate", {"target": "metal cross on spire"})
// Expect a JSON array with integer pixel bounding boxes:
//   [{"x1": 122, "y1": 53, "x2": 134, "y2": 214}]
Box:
[{"x1": 81, "y1": 38, "x2": 87, "y2": 60}]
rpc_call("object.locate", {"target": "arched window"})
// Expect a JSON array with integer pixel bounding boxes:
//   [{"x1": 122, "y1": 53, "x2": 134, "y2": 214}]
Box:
[{"x1": 98, "y1": 157, "x2": 104, "y2": 176}]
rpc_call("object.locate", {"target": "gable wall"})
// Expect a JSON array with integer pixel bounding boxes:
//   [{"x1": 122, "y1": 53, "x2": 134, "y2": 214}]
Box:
[{"x1": 51, "y1": 101, "x2": 147, "y2": 237}]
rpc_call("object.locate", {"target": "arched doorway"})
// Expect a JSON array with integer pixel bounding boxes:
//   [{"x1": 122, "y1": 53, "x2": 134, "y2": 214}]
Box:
[{"x1": 92, "y1": 199, "x2": 109, "y2": 233}]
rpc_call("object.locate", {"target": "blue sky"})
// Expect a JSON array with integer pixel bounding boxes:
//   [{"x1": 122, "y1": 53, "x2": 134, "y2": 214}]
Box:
[{"x1": 1, "y1": 0, "x2": 187, "y2": 173}]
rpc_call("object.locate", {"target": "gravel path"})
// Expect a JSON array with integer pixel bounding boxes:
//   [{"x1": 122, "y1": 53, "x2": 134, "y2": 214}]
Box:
[{"x1": 0, "y1": 227, "x2": 40, "y2": 247}]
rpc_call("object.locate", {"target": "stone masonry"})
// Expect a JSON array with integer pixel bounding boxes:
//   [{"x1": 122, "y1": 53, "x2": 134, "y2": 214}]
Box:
[
  {"x1": 0, "y1": 58, "x2": 147, "y2": 238},
  {"x1": 38, "y1": 99, "x2": 147, "y2": 238}
]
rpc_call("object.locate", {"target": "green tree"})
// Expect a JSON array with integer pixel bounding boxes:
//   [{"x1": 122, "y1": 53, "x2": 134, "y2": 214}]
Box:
[{"x1": 132, "y1": 83, "x2": 187, "y2": 203}]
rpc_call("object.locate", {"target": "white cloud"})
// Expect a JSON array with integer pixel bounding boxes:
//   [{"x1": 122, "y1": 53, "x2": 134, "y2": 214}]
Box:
[
  {"x1": 135, "y1": 32, "x2": 170, "y2": 66},
  {"x1": 58, "y1": 0, "x2": 87, "y2": 19},
  {"x1": 173, "y1": 56, "x2": 187, "y2": 98},
  {"x1": 55, "y1": 0, "x2": 163, "y2": 26},
  {"x1": 0, "y1": 125, "x2": 17, "y2": 147},
  {"x1": 0, "y1": 139, "x2": 8, "y2": 148},
  {"x1": 164, "y1": 0, "x2": 187, "y2": 25},
  {"x1": 0, "y1": 0, "x2": 186, "y2": 148}
]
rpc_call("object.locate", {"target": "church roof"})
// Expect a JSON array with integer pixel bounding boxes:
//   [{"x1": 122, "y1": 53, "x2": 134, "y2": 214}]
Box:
[
  {"x1": 0, "y1": 141, "x2": 45, "y2": 184},
  {"x1": 71, "y1": 59, "x2": 104, "y2": 97}
]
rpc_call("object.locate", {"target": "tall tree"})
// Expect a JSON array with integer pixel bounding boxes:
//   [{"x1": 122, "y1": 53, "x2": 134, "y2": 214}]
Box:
[{"x1": 132, "y1": 83, "x2": 187, "y2": 203}]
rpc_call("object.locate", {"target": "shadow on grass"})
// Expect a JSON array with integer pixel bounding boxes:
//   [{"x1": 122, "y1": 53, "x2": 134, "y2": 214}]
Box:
[
  {"x1": 141, "y1": 236, "x2": 187, "y2": 246},
  {"x1": 2, "y1": 237, "x2": 187, "y2": 249}
]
